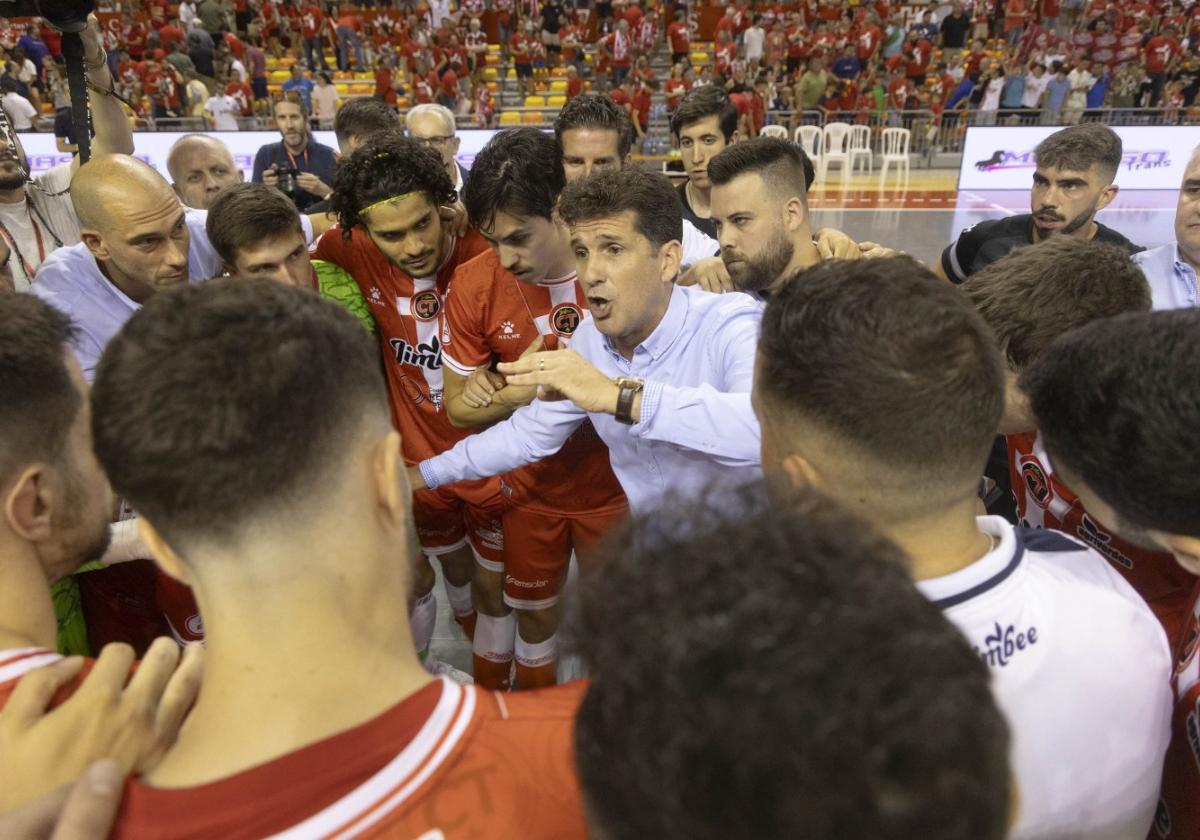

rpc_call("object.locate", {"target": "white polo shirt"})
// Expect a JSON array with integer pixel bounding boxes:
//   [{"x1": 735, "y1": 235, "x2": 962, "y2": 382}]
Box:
[{"x1": 918, "y1": 516, "x2": 1172, "y2": 840}]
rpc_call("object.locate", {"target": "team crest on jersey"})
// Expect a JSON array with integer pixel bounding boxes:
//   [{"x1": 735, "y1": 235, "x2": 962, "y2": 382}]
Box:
[
  {"x1": 1020, "y1": 457, "x2": 1052, "y2": 508},
  {"x1": 412, "y1": 290, "x2": 441, "y2": 321},
  {"x1": 551, "y1": 303, "x2": 582, "y2": 336}
]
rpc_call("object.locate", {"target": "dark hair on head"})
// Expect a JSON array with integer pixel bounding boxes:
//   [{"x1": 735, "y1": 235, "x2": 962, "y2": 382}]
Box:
[
  {"x1": 572, "y1": 488, "x2": 1011, "y2": 840},
  {"x1": 91, "y1": 279, "x2": 389, "y2": 549},
  {"x1": 206, "y1": 182, "x2": 305, "y2": 267},
  {"x1": 756, "y1": 256, "x2": 1004, "y2": 508},
  {"x1": 0, "y1": 295, "x2": 80, "y2": 482},
  {"x1": 1035, "y1": 124, "x2": 1123, "y2": 183},
  {"x1": 462, "y1": 127, "x2": 565, "y2": 230},
  {"x1": 557, "y1": 168, "x2": 682, "y2": 251},
  {"x1": 963, "y1": 237, "x2": 1151, "y2": 370},
  {"x1": 554, "y1": 93, "x2": 633, "y2": 160},
  {"x1": 708, "y1": 137, "x2": 810, "y2": 205},
  {"x1": 329, "y1": 129, "x2": 456, "y2": 236},
  {"x1": 1022, "y1": 309, "x2": 1200, "y2": 538},
  {"x1": 333, "y1": 96, "x2": 397, "y2": 143},
  {"x1": 670, "y1": 85, "x2": 739, "y2": 141}
]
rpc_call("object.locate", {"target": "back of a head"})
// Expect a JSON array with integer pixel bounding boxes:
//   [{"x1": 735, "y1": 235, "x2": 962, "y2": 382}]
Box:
[
  {"x1": 553, "y1": 93, "x2": 633, "y2": 159},
  {"x1": 91, "y1": 279, "x2": 388, "y2": 551},
  {"x1": 963, "y1": 237, "x2": 1151, "y2": 369},
  {"x1": 1034, "y1": 123, "x2": 1123, "y2": 183},
  {"x1": 669, "y1": 85, "x2": 739, "y2": 141},
  {"x1": 756, "y1": 256, "x2": 1004, "y2": 508},
  {"x1": 708, "y1": 137, "x2": 809, "y2": 206},
  {"x1": 462, "y1": 127, "x2": 564, "y2": 230},
  {"x1": 333, "y1": 97, "x2": 398, "y2": 145},
  {"x1": 329, "y1": 129, "x2": 455, "y2": 235},
  {"x1": 1021, "y1": 309, "x2": 1200, "y2": 539},
  {"x1": 404, "y1": 102, "x2": 456, "y2": 136},
  {"x1": 0, "y1": 294, "x2": 80, "y2": 485},
  {"x1": 572, "y1": 490, "x2": 1010, "y2": 840},
  {"x1": 206, "y1": 182, "x2": 304, "y2": 266},
  {"x1": 557, "y1": 168, "x2": 682, "y2": 250}
]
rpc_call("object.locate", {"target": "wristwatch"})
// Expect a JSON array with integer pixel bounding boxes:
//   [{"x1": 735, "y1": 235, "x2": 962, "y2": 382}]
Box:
[{"x1": 614, "y1": 377, "x2": 644, "y2": 425}]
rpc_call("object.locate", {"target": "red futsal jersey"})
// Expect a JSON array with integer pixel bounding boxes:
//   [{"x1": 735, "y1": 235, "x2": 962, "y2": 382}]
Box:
[
  {"x1": 1008, "y1": 431, "x2": 1196, "y2": 647},
  {"x1": 313, "y1": 228, "x2": 490, "y2": 465},
  {"x1": 441, "y1": 251, "x2": 626, "y2": 518},
  {"x1": 111, "y1": 679, "x2": 590, "y2": 839},
  {"x1": 1154, "y1": 583, "x2": 1200, "y2": 839}
]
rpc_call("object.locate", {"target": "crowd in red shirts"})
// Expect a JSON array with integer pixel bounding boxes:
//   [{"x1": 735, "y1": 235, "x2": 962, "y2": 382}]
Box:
[{"x1": 5, "y1": 0, "x2": 1198, "y2": 133}]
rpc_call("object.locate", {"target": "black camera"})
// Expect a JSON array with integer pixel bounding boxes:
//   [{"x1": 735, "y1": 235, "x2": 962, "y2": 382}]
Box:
[
  {"x1": 274, "y1": 165, "x2": 301, "y2": 195},
  {"x1": 0, "y1": 0, "x2": 95, "y2": 32}
]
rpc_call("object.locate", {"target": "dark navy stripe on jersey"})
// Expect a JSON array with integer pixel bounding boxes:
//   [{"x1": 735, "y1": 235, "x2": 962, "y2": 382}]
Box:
[
  {"x1": 1019, "y1": 526, "x2": 1085, "y2": 554},
  {"x1": 932, "y1": 529, "x2": 1028, "y2": 610}
]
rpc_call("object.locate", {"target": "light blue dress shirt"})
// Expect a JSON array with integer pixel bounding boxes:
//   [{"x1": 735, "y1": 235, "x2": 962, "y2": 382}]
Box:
[
  {"x1": 1132, "y1": 242, "x2": 1199, "y2": 311},
  {"x1": 421, "y1": 283, "x2": 765, "y2": 513}
]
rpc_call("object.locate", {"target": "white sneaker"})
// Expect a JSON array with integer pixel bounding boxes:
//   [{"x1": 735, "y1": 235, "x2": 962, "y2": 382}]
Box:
[{"x1": 423, "y1": 655, "x2": 474, "y2": 685}]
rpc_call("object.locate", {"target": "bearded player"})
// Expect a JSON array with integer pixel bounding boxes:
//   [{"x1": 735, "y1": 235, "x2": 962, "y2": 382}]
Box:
[
  {"x1": 317, "y1": 132, "x2": 502, "y2": 682},
  {"x1": 440, "y1": 128, "x2": 627, "y2": 689}
]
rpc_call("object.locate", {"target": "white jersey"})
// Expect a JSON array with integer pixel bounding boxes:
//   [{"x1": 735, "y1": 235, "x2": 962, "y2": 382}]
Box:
[
  {"x1": 917, "y1": 516, "x2": 1172, "y2": 840},
  {"x1": 681, "y1": 218, "x2": 718, "y2": 268}
]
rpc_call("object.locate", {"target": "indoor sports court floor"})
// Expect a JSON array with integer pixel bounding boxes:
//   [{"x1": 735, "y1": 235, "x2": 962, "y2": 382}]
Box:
[{"x1": 425, "y1": 167, "x2": 1176, "y2": 677}]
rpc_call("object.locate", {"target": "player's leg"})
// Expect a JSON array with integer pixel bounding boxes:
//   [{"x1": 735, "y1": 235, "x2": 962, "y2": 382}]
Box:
[
  {"x1": 435, "y1": 543, "x2": 478, "y2": 640},
  {"x1": 411, "y1": 488, "x2": 471, "y2": 662},
  {"x1": 460, "y1": 483, "x2": 512, "y2": 691},
  {"x1": 503, "y1": 505, "x2": 572, "y2": 690}
]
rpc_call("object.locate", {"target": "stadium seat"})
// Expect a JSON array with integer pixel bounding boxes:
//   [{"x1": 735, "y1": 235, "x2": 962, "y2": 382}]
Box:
[
  {"x1": 522, "y1": 111, "x2": 544, "y2": 124},
  {"x1": 487, "y1": 81, "x2": 499, "y2": 92},
  {"x1": 351, "y1": 83, "x2": 372, "y2": 95},
  {"x1": 546, "y1": 95, "x2": 566, "y2": 107},
  {"x1": 354, "y1": 72, "x2": 373, "y2": 80},
  {"x1": 270, "y1": 70, "x2": 290, "y2": 82},
  {"x1": 396, "y1": 97, "x2": 409, "y2": 108},
  {"x1": 760, "y1": 125, "x2": 788, "y2": 139},
  {"x1": 500, "y1": 111, "x2": 522, "y2": 125},
  {"x1": 507, "y1": 68, "x2": 516, "y2": 78},
  {"x1": 335, "y1": 83, "x2": 350, "y2": 94},
  {"x1": 484, "y1": 67, "x2": 498, "y2": 80},
  {"x1": 550, "y1": 79, "x2": 567, "y2": 92},
  {"x1": 550, "y1": 67, "x2": 567, "y2": 77},
  {"x1": 690, "y1": 51, "x2": 708, "y2": 63},
  {"x1": 488, "y1": 43, "x2": 500, "y2": 52},
  {"x1": 524, "y1": 95, "x2": 545, "y2": 107}
]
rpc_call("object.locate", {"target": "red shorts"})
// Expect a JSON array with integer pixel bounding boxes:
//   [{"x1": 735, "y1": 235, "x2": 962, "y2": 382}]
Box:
[
  {"x1": 413, "y1": 476, "x2": 505, "y2": 567},
  {"x1": 501, "y1": 505, "x2": 626, "y2": 610}
]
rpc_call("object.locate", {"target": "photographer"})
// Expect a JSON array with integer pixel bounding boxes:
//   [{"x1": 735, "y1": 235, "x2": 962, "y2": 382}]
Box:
[{"x1": 250, "y1": 92, "x2": 336, "y2": 212}]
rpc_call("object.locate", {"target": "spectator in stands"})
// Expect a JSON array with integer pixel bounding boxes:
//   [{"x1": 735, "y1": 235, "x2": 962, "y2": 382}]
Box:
[
  {"x1": 252, "y1": 94, "x2": 337, "y2": 212},
  {"x1": 167, "y1": 134, "x2": 244, "y2": 210},
  {"x1": 1022, "y1": 62, "x2": 1050, "y2": 122},
  {"x1": 203, "y1": 85, "x2": 241, "y2": 131},
  {"x1": 0, "y1": 77, "x2": 36, "y2": 132},
  {"x1": 311, "y1": 71, "x2": 340, "y2": 130},
  {"x1": 335, "y1": 8, "x2": 365, "y2": 71},
  {"x1": 665, "y1": 61, "x2": 690, "y2": 112},
  {"x1": 743, "y1": 15, "x2": 765, "y2": 66},
  {"x1": 668, "y1": 9, "x2": 690, "y2": 67},
  {"x1": 196, "y1": 0, "x2": 225, "y2": 36},
  {"x1": 281, "y1": 64, "x2": 315, "y2": 113},
  {"x1": 832, "y1": 45, "x2": 862, "y2": 81},
  {"x1": 406, "y1": 103, "x2": 466, "y2": 194},
  {"x1": 243, "y1": 39, "x2": 268, "y2": 101},
  {"x1": 796, "y1": 57, "x2": 828, "y2": 115},
  {"x1": 573, "y1": 494, "x2": 1012, "y2": 840},
  {"x1": 165, "y1": 41, "x2": 197, "y2": 78},
  {"x1": 188, "y1": 30, "x2": 215, "y2": 78},
  {"x1": 184, "y1": 70, "x2": 209, "y2": 120},
  {"x1": 541, "y1": 0, "x2": 564, "y2": 68},
  {"x1": 1043, "y1": 62, "x2": 1070, "y2": 124}
]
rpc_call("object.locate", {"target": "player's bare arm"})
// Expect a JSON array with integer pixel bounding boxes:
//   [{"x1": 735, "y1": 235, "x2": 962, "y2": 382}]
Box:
[{"x1": 443, "y1": 336, "x2": 543, "y2": 426}]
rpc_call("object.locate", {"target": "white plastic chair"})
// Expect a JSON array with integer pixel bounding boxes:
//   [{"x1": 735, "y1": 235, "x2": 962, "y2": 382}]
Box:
[
  {"x1": 759, "y1": 124, "x2": 788, "y2": 139},
  {"x1": 879, "y1": 127, "x2": 911, "y2": 183},
  {"x1": 794, "y1": 124, "x2": 822, "y2": 175},
  {"x1": 819, "y1": 121, "x2": 852, "y2": 185},
  {"x1": 848, "y1": 124, "x2": 873, "y2": 173}
]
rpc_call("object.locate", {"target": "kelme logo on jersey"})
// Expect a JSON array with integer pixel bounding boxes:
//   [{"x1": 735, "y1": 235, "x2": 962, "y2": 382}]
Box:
[
  {"x1": 389, "y1": 335, "x2": 442, "y2": 371},
  {"x1": 552, "y1": 303, "x2": 582, "y2": 336},
  {"x1": 412, "y1": 290, "x2": 441, "y2": 321},
  {"x1": 1077, "y1": 513, "x2": 1134, "y2": 570},
  {"x1": 1021, "y1": 457, "x2": 1052, "y2": 509},
  {"x1": 975, "y1": 621, "x2": 1038, "y2": 668}
]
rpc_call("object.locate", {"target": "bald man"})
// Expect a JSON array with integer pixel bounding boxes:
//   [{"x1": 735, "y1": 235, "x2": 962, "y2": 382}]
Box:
[{"x1": 166, "y1": 134, "x2": 244, "y2": 211}]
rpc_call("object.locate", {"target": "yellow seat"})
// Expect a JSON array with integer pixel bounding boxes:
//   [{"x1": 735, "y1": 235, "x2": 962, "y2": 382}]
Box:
[
  {"x1": 546, "y1": 94, "x2": 566, "y2": 107},
  {"x1": 488, "y1": 43, "x2": 500, "y2": 52},
  {"x1": 396, "y1": 96, "x2": 409, "y2": 108},
  {"x1": 335, "y1": 83, "x2": 350, "y2": 94},
  {"x1": 269, "y1": 70, "x2": 290, "y2": 82},
  {"x1": 499, "y1": 111, "x2": 521, "y2": 125},
  {"x1": 350, "y1": 83, "x2": 373, "y2": 95},
  {"x1": 279, "y1": 57, "x2": 296, "y2": 67},
  {"x1": 550, "y1": 67, "x2": 567, "y2": 77},
  {"x1": 354, "y1": 71, "x2": 373, "y2": 80},
  {"x1": 549, "y1": 79, "x2": 567, "y2": 92},
  {"x1": 506, "y1": 68, "x2": 516, "y2": 78},
  {"x1": 522, "y1": 111, "x2": 544, "y2": 124},
  {"x1": 483, "y1": 67, "x2": 498, "y2": 80},
  {"x1": 487, "y1": 81, "x2": 499, "y2": 92},
  {"x1": 690, "y1": 51, "x2": 708, "y2": 63},
  {"x1": 524, "y1": 94, "x2": 545, "y2": 107}
]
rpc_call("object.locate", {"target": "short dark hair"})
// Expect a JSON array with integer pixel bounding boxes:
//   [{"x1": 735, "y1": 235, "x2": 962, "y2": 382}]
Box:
[
  {"x1": 91, "y1": 279, "x2": 389, "y2": 548},
  {"x1": 1034, "y1": 123, "x2": 1123, "y2": 183},
  {"x1": 462, "y1": 127, "x2": 565, "y2": 230},
  {"x1": 271, "y1": 91, "x2": 309, "y2": 118},
  {"x1": 1022, "y1": 309, "x2": 1200, "y2": 538},
  {"x1": 573, "y1": 490, "x2": 1011, "y2": 840},
  {"x1": 963, "y1": 238, "x2": 1150, "y2": 369},
  {"x1": 757, "y1": 256, "x2": 1004, "y2": 505},
  {"x1": 708, "y1": 137, "x2": 809, "y2": 205},
  {"x1": 558, "y1": 168, "x2": 683, "y2": 251},
  {"x1": 669, "y1": 85, "x2": 739, "y2": 141},
  {"x1": 333, "y1": 97, "x2": 397, "y2": 144},
  {"x1": 0, "y1": 295, "x2": 80, "y2": 483},
  {"x1": 329, "y1": 130, "x2": 456, "y2": 236},
  {"x1": 206, "y1": 182, "x2": 304, "y2": 267},
  {"x1": 553, "y1": 93, "x2": 633, "y2": 160}
]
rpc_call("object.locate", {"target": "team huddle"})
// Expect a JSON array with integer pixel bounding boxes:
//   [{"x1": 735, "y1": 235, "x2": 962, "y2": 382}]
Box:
[{"x1": 1, "y1": 76, "x2": 1199, "y2": 838}]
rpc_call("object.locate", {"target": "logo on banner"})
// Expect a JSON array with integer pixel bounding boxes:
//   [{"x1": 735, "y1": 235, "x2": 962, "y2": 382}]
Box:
[{"x1": 975, "y1": 148, "x2": 1173, "y2": 173}]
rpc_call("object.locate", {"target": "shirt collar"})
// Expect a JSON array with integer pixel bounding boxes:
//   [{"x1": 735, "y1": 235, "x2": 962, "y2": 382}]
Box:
[
  {"x1": 605, "y1": 282, "x2": 687, "y2": 362},
  {"x1": 1173, "y1": 242, "x2": 1198, "y2": 277},
  {"x1": 915, "y1": 516, "x2": 1024, "y2": 610}
]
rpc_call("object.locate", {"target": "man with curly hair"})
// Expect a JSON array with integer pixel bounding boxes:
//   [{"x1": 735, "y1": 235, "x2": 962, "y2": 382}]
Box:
[{"x1": 315, "y1": 132, "x2": 507, "y2": 687}]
